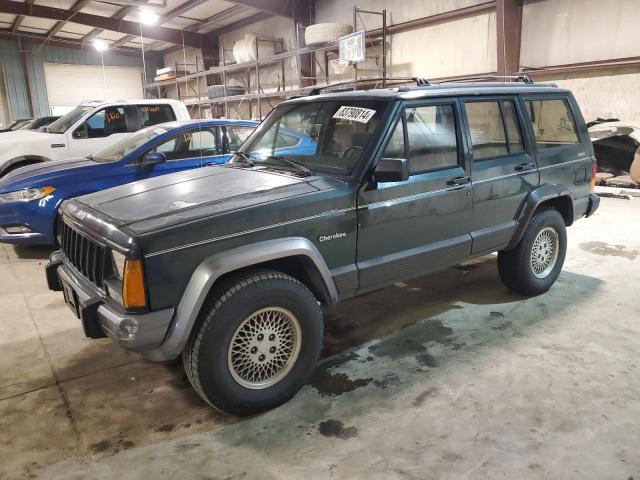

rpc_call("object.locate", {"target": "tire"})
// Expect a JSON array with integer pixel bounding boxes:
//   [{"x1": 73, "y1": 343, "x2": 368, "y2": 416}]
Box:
[
  {"x1": 304, "y1": 23, "x2": 353, "y2": 46},
  {"x1": 183, "y1": 270, "x2": 323, "y2": 415},
  {"x1": 498, "y1": 209, "x2": 567, "y2": 296}
]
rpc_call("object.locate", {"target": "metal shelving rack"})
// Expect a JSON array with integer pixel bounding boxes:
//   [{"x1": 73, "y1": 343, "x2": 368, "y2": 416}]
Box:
[{"x1": 144, "y1": 7, "x2": 389, "y2": 119}]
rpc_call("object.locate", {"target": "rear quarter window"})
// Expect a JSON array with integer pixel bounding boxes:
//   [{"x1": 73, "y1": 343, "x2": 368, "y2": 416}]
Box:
[
  {"x1": 136, "y1": 104, "x2": 176, "y2": 128},
  {"x1": 525, "y1": 98, "x2": 580, "y2": 149}
]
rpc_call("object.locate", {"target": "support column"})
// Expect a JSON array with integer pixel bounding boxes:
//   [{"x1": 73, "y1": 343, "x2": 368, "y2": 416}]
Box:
[
  {"x1": 294, "y1": 0, "x2": 315, "y2": 88},
  {"x1": 496, "y1": 0, "x2": 523, "y2": 76}
]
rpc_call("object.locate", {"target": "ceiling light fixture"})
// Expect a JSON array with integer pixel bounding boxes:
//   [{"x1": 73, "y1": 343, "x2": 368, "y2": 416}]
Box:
[
  {"x1": 138, "y1": 8, "x2": 159, "y2": 25},
  {"x1": 92, "y1": 39, "x2": 109, "y2": 51}
]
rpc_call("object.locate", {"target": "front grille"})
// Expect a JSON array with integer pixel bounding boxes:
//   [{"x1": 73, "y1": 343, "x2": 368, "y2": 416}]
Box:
[{"x1": 59, "y1": 219, "x2": 107, "y2": 288}]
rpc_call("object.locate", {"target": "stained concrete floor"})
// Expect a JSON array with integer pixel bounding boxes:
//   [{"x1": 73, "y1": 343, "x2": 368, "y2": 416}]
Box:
[{"x1": 1, "y1": 197, "x2": 639, "y2": 479}]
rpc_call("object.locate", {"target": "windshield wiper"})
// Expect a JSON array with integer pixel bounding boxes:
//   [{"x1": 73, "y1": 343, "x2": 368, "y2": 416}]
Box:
[
  {"x1": 263, "y1": 155, "x2": 312, "y2": 176},
  {"x1": 232, "y1": 151, "x2": 256, "y2": 167}
]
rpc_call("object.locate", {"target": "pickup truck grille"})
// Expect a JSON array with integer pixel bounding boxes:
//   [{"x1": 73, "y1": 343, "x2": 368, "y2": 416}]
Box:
[{"x1": 59, "y1": 220, "x2": 107, "y2": 288}]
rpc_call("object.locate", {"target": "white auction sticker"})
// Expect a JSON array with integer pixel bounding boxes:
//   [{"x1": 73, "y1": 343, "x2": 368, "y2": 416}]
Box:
[{"x1": 333, "y1": 106, "x2": 376, "y2": 124}]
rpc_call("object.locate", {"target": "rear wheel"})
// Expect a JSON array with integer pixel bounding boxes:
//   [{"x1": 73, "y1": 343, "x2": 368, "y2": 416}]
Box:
[
  {"x1": 498, "y1": 209, "x2": 567, "y2": 296},
  {"x1": 183, "y1": 270, "x2": 323, "y2": 415}
]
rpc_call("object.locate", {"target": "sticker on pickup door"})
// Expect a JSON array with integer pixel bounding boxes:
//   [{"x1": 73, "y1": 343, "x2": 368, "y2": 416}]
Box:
[{"x1": 333, "y1": 106, "x2": 376, "y2": 124}]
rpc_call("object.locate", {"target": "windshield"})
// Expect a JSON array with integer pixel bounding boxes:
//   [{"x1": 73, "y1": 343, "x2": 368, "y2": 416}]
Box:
[
  {"x1": 238, "y1": 100, "x2": 390, "y2": 176},
  {"x1": 47, "y1": 106, "x2": 93, "y2": 134},
  {"x1": 92, "y1": 125, "x2": 169, "y2": 162}
]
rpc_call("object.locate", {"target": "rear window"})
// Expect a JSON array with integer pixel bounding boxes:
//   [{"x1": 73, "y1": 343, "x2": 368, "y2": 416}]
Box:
[
  {"x1": 525, "y1": 99, "x2": 580, "y2": 149},
  {"x1": 136, "y1": 104, "x2": 176, "y2": 128}
]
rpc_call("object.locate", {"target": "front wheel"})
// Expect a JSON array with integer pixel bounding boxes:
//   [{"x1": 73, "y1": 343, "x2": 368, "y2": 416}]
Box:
[
  {"x1": 183, "y1": 270, "x2": 323, "y2": 415},
  {"x1": 498, "y1": 209, "x2": 567, "y2": 296}
]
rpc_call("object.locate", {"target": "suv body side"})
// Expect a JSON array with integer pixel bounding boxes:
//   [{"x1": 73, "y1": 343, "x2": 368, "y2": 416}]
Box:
[{"x1": 45, "y1": 84, "x2": 599, "y2": 364}]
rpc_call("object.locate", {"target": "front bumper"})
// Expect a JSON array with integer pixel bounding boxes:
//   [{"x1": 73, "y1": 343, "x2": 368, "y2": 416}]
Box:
[
  {"x1": 46, "y1": 251, "x2": 174, "y2": 353},
  {"x1": 0, "y1": 200, "x2": 56, "y2": 245}
]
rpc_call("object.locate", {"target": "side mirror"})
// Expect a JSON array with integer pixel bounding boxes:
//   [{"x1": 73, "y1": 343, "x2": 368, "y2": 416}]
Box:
[
  {"x1": 140, "y1": 151, "x2": 166, "y2": 165},
  {"x1": 374, "y1": 158, "x2": 409, "y2": 183}
]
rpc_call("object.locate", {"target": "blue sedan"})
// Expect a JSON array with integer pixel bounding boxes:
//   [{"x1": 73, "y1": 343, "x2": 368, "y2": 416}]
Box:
[{"x1": 0, "y1": 119, "x2": 259, "y2": 246}]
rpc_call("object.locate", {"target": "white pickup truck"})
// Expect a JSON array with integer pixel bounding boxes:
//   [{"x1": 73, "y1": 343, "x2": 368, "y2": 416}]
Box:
[{"x1": 0, "y1": 99, "x2": 190, "y2": 177}]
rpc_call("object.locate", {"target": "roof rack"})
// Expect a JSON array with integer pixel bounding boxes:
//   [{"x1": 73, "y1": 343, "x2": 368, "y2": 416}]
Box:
[
  {"x1": 436, "y1": 74, "x2": 534, "y2": 84},
  {"x1": 307, "y1": 76, "x2": 430, "y2": 96}
]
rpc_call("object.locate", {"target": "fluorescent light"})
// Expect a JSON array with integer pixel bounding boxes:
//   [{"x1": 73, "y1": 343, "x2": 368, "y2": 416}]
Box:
[
  {"x1": 138, "y1": 8, "x2": 159, "y2": 25},
  {"x1": 92, "y1": 39, "x2": 108, "y2": 52}
]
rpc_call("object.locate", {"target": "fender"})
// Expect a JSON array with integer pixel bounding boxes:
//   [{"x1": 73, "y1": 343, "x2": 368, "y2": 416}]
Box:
[
  {"x1": 0, "y1": 156, "x2": 49, "y2": 176},
  {"x1": 506, "y1": 184, "x2": 574, "y2": 250},
  {"x1": 142, "y1": 237, "x2": 338, "y2": 361}
]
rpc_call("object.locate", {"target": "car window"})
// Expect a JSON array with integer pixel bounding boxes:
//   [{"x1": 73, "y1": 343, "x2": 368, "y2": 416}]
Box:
[
  {"x1": 465, "y1": 101, "x2": 509, "y2": 160},
  {"x1": 405, "y1": 104, "x2": 459, "y2": 173},
  {"x1": 501, "y1": 100, "x2": 524, "y2": 153},
  {"x1": 47, "y1": 106, "x2": 92, "y2": 134},
  {"x1": 225, "y1": 126, "x2": 255, "y2": 152},
  {"x1": 93, "y1": 126, "x2": 169, "y2": 162},
  {"x1": 151, "y1": 127, "x2": 217, "y2": 161},
  {"x1": 381, "y1": 119, "x2": 405, "y2": 158},
  {"x1": 240, "y1": 100, "x2": 389, "y2": 176},
  {"x1": 77, "y1": 106, "x2": 127, "y2": 139},
  {"x1": 525, "y1": 99, "x2": 580, "y2": 149},
  {"x1": 135, "y1": 104, "x2": 176, "y2": 128},
  {"x1": 381, "y1": 105, "x2": 459, "y2": 174}
]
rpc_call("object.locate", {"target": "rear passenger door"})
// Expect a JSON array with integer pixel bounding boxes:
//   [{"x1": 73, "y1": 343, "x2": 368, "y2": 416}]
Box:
[
  {"x1": 356, "y1": 99, "x2": 473, "y2": 293},
  {"x1": 463, "y1": 97, "x2": 539, "y2": 254}
]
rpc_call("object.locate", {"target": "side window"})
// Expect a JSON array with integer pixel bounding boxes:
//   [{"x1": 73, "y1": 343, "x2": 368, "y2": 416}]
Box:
[
  {"x1": 79, "y1": 106, "x2": 127, "y2": 139},
  {"x1": 501, "y1": 100, "x2": 524, "y2": 153},
  {"x1": 225, "y1": 126, "x2": 255, "y2": 152},
  {"x1": 525, "y1": 99, "x2": 580, "y2": 149},
  {"x1": 465, "y1": 101, "x2": 508, "y2": 160},
  {"x1": 151, "y1": 128, "x2": 216, "y2": 160},
  {"x1": 381, "y1": 119, "x2": 405, "y2": 158},
  {"x1": 136, "y1": 104, "x2": 176, "y2": 129},
  {"x1": 406, "y1": 104, "x2": 459, "y2": 173}
]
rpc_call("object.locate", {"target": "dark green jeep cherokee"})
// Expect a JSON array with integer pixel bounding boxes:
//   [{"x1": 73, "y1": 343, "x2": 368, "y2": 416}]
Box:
[{"x1": 46, "y1": 80, "x2": 600, "y2": 415}]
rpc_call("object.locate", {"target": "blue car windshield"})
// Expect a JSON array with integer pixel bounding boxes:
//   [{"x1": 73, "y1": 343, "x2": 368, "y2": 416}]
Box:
[
  {"x1": 92, "y1": 126, "x2": 169, "y2": 163},
  {"x1": 237, "y1": 100, "x2": 390, "y2": 176},
  {"x1": 46, "y1": 106, "x2": 93, "y2": 134}
]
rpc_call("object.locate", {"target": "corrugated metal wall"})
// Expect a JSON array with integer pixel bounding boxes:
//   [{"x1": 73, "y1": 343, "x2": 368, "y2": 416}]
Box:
[{"x1": 0, "y1": 38, "x2": 157, "y2": 120}]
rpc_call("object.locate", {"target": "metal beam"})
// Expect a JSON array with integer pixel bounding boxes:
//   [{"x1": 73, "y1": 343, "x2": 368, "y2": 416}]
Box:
[
  {"x1": 496, "y1": 0, "x2": 522, "y2": 76},
  {"x1": 185, "y1": 5, "x2": 244, "y2": 32},
  {"x1": 0, "y1": 0, "x2": 204, "y2": 47},
  {"x1": 0, "y1": 29, "x2": 158, "y2": 57},
  {"x1": 206, "y1": 10, "x2": 273, "y2": 36},
  {"x1": 46, "y1": 0, "x2": 92, "y2": 40},
  {"x1": 224, "y1": 0, "x2": 293, "y2": 18},
  {"x1": 522, "y1": 56, "x2": 640, "y2": 78},
  {"x1": 10, "y1": 0, "x2": 34, "y2": 34},
  {"x1": 367, "y1": 1, "x2": 496, "y2": 37},
  {"x1": 82, "y1": 5, "x2": 135, "y2": 43}
]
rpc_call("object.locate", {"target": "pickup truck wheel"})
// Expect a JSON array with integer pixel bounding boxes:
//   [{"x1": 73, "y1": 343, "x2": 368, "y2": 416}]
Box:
[
  {"x1": 183, "y1": 270, "x2": 323, "y2": 415},
  {"x1": 498, "y1": 209, "x2": 567, "y2": 296}
]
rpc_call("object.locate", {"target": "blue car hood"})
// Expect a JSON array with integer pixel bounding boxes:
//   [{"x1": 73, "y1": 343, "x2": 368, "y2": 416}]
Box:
[{"x1": 0, "y1": 157, "x2": 96, "y2": 191}]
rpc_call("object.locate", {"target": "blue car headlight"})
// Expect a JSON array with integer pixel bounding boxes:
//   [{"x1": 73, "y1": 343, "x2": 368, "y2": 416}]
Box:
[{"x1": 0, "y1": 186, "x2": 55, "y2": 203}]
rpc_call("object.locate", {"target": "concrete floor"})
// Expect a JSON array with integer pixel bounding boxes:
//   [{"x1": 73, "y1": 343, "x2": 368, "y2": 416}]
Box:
[{"x1": 1, "y1": 197, "x2": 639, "y2": 479}]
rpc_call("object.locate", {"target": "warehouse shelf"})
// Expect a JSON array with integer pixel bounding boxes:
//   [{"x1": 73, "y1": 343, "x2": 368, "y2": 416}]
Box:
[{"x1": 144, "y1": 6, "x2": 389, "y2": 119}]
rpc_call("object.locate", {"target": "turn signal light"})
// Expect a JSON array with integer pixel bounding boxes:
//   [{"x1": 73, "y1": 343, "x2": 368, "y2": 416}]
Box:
[
  {"x1": 123, "y1": 259, "x2": 146, "y2": 309},
  {"x1": 590, "y1": 160, "x2": 597, "y2": 192}
]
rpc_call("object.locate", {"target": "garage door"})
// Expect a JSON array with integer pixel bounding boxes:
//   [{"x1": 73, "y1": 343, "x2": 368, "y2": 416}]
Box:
[{"x1": 43, "y1": 63, "x2": 143, "y2": 114}]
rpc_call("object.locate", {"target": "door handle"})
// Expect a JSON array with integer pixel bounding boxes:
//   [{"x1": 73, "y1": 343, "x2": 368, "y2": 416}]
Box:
[
  {"x1": 446, "y1": 176, "x2": 471, "y2": 186},
  {"x1": 515, "y1": 162, "x2": 537, "y2": 172}
]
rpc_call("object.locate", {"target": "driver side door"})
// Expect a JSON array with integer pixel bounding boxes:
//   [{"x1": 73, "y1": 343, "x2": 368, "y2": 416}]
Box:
[
  {"x1": 66, "y1": 105, "x2": 129, "y2": 158},
  {"x1": 356, "y1": 99, "x2": 473, "y2": 293}
]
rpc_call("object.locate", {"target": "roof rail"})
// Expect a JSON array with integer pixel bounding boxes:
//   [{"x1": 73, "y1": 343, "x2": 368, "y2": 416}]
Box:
[
  {"x1": 307, "y1": 76, "x2": 430, "y2": 96},
  {"x1": 436, "y1": 74, "x2": 534, "y2": 84}
]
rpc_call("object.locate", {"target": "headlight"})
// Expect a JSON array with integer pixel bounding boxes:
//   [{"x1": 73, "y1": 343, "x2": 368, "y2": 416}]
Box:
[
  {"x1": 111, "y1": 250, "x2": 126, "y2": 280},
  {"x1": 0, "y1": 186, "x2": 55, "y2": 203}
]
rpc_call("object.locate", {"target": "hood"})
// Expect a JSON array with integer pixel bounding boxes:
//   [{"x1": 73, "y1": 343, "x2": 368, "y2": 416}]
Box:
[
  {"x1": 0, "y1": 129, "x2": 63, "y2": 145},
  {"x1": 74, "y1": 166, "x2": 325, "y2": 234},
  {"x1": 0, "y1": 157, "x2": 95, "y2": 191}
]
